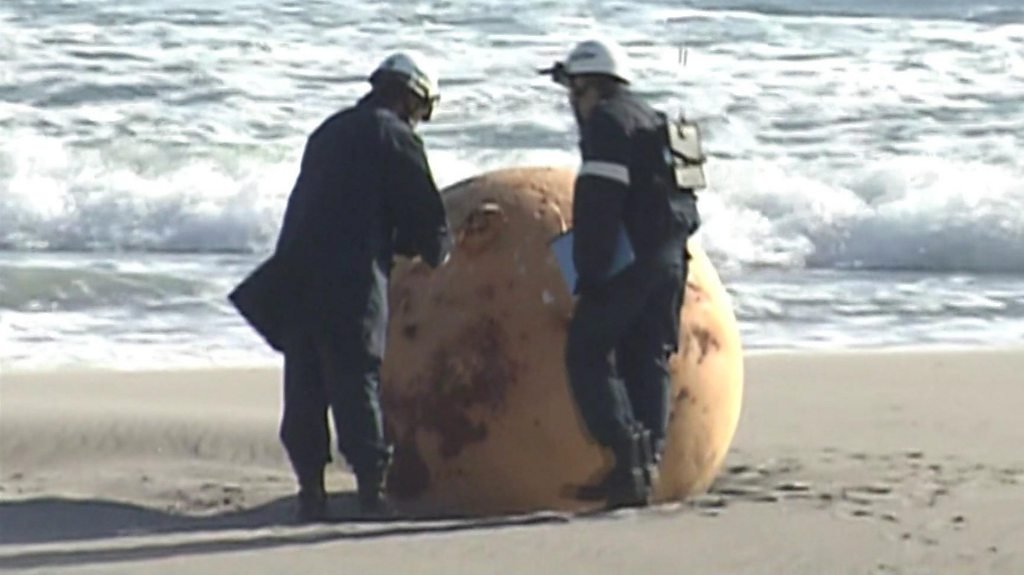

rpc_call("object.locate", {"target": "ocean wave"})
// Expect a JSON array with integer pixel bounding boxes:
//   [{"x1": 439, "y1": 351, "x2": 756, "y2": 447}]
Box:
[
  {"x1": 2, "y1": 0, "x2": 1022, "y2": 276},
  {"x1": 702, "y1": 158, "x2": 1024, "y2": 274},
  {"x1": 2, "y1": 139, "x2": 1022, "y2": 275},
  {"x1": 0, "y1": 263, "x2": 214, "y2": 312}
]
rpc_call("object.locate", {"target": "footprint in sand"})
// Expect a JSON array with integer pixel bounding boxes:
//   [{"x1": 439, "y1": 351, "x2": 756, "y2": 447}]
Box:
[
  {"x1": 858, "y1": 483, "x2": 894, "y2": 496},
  {"x1": 691, "y1": 493, "x2": 728, "y2": 508},
  {"x1": 775, "y1": 480, "x2": 812, "y2": 494},
  {"x1": 951, "y1": 515, "x2": 967, "y2": 530},
  {"x1": 995, "y1": 467, "x2": 1022, "y2": 485}
]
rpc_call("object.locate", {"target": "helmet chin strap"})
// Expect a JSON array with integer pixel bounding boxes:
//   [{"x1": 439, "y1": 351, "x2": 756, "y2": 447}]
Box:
[
  {"x1": 421, "y1": 97, "x2": 436, "y2": 122},
  {"x1": 404, "y1": 92, "x2": 437, "y2": 124},
  {"x1": 395, "y1": 94, "x2": 428, "y2": 126}
]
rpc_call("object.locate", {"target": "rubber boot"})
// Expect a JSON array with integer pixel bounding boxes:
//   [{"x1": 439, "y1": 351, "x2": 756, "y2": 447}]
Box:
[
  {"x1": 295, "y1": 468, "x2": 328, "y2": 523},
  {"x1": 604, "y1": 430, "x2": 650, "y2": 510},
  {"x1": 356, "y1": 450, "x2": 395, "y2": 518},
  {"x1": 634, "y1": 425, "x2": 660, "y2": 491}
]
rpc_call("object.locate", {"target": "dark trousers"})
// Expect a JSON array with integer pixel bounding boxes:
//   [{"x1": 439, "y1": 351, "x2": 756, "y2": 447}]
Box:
[
  {"x1": 565, "y1": 262, "x2": 685, "y2": 458},
  {"x1": 279, "y1": 330, "x2": 390, "y2": 485}
]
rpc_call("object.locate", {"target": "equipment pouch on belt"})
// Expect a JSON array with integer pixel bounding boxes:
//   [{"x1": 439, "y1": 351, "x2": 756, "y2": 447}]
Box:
[{"x1": 664, "y1": 116, "x2": 707, "y2": 192}]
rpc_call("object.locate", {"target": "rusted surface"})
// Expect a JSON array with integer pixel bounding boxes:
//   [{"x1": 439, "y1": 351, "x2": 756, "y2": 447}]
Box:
[
  {"x1": 383, "y1": 317, "x2": 518, "y2": 499},
  {"x1": 690, "y1": 326, "x2": 720, "y2": 365},
  {"x1": 456, "y1": 201, "x2": 506, "y2": 255},
  {"x1": 668, "y1": 385, "x2": 692, "y2": 424},
  {"x1": 675, "y1": 386, "x2": 692, "y2": 404},
  {"x1": 387, "y1": 432, "x2": 430, "y2": 499},
  {"x1": 477, "y1": 284, "x2": 496, "y2": 302}
]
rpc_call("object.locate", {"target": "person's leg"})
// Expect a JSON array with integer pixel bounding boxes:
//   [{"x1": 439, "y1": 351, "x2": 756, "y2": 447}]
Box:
[
  {"x1": 280, "y1": 334, "x2": 331, "y2": 521},
  {"x1": 565, "y1": 294, "x2": 636, "y2": 449},
  {"x1": 565, "y1": 274, "x2": 655, "y2": 508},
  {"x1": 316, "y1": 338, "x2": 392, "y2": 513},
  {"x1": 616, "y1": 267, "x2": 685, "y2": 463}
]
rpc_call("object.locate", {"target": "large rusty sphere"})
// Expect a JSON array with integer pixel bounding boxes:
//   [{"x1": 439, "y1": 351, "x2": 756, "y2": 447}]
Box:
[{"x1": 381, "y1": 167, "x2": 743, "y2": 516}]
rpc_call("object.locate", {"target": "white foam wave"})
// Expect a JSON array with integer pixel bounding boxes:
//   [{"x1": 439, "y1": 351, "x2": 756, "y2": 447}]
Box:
[
  {"x1": 701, "y1": 158, "x2": 1024, "y2": 273},
  {"x1": 3, "y1": 128, "x2": 1021, "y2": 275},
  {"x1": 0, "y1": 129, "x2": 582, "y2": 254},
  {"x1": 0, "y1": 131, "x2": 295, "y2": 252}
]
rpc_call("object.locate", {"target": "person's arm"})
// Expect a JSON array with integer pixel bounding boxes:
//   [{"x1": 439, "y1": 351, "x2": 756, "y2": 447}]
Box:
[
  {"x1": 572, "y1": 106, "x2": 630, "y2": 292},
  {"x1": 384, "y1": 125, "x2": 452, "y2": 268}
]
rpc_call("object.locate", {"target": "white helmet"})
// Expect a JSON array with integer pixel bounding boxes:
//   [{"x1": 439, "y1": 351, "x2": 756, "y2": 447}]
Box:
[
  {"x1": 547, "y1": 39, "x2": 633, "y2": 85},
  {"x1": 369, "y1": 51, "x2": 440, "y2": 102}
]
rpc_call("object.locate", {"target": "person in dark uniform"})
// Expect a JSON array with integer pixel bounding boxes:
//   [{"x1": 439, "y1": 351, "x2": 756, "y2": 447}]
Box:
[
  {"x1": 230, "y1": 51, "x2": 452, "y2": 521},
  {"x1": 541, "y1": 39, "x2": 703, "y2": 509}
]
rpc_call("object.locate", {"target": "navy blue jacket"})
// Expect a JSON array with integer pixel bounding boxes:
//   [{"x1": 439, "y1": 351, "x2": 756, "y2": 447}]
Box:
[
  {"x1": 572, "y1": 89, "x2": 699, "y2": 293},
  {"x1": 231, "y1": 94, "x2": 452, "y2": 355}
]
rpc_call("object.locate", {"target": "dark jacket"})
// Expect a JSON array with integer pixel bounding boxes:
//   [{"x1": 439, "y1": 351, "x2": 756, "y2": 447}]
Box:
[
  {"x1": 230, "y1": 94, "x2": 452, "y2": 354},
  {"x1": 571, "y1": 89, "x2": 699, "y2": 293}
]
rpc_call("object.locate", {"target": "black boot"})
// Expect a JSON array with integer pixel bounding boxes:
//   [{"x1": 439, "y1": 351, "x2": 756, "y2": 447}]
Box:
[
  {"x1": 634, "y1": 425, "x2": 660, "y2": 491},
  {"x1": 355, "y1": 450, "x2": 395, "y2": 518},
  {"x1": 605, "y1": 430, "x2": 650, "y2": 510},
  {"x1": 295, "y1": 469, "x2": 328, "y2": 523},
  {"x1": 574, "y1": 430, "x2": 650, "y2": 508}
]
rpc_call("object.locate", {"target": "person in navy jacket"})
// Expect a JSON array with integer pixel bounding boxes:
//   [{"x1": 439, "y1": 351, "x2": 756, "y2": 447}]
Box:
[
  {"x1": 541, "y1": 38, "x2": 701, "y2": 509},
  {"x1": 231, "y1": 51, "x2": 452, "y2": 521}
]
